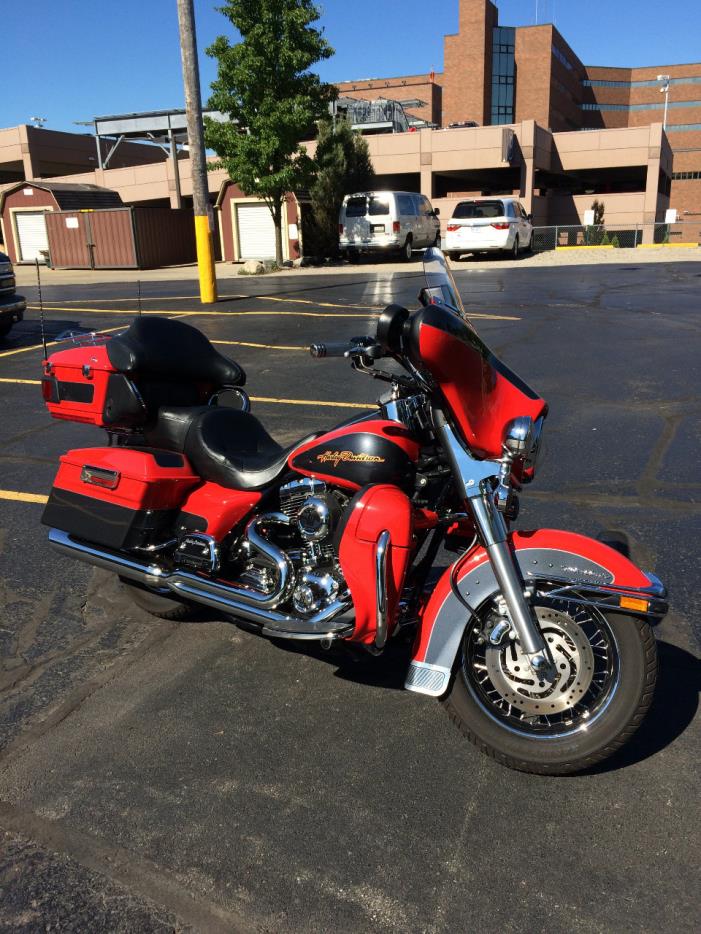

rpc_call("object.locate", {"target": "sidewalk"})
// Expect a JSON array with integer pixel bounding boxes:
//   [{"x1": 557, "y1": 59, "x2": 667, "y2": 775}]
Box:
[{"x1": 14, "y1": 245, "x2": 701, "y2": 288}]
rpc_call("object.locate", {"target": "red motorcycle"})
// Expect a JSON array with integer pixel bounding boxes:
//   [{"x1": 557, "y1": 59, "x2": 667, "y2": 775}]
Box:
[{"x1": 41, "y1": 250, "x2": 666, "y2": 774}]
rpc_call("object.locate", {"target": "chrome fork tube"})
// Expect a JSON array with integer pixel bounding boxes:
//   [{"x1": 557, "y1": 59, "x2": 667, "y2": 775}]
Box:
[{"x1": 434, "y1": 411, "x2": 551, "y2": 672}]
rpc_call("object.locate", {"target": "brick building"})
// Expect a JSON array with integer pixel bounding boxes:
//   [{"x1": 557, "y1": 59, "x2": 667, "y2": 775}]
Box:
[{"x1": 338, "y1": 0, "x2": 700, "y2": 220}]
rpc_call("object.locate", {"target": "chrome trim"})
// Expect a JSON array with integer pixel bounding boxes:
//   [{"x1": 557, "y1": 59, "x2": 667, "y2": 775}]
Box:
[
  {"x1": 80, "y1": 465, "x2": 120, "y2": 490},
  {"x1": 404, "y1": 661, "x2": 450, "y2": 697},
  {"x1": 47, "y1": 528, "x2": 353, "y2": 640},
  {"x1": 242, "y1": 513, "x2": 295, "y2": 607},
  {"x1": 375, "y1": 530, "x2": 391, "y2": 649},
  {"x1": 175, "y1": 532, "x2": 221, "y2": 574},
  {"x1": 209, "y1": 387, "x2": 250, "y2": 413}
]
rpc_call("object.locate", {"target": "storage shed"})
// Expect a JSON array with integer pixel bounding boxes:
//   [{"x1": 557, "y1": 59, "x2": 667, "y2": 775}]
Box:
[
  {"x1": 216, "y1": 181, "x2": 303, "y2": 262},
  {"x1": 0, "y1": 182, "x2": 123, "y2": 263}
]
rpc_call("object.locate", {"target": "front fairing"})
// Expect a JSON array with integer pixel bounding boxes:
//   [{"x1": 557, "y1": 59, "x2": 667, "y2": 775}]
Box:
[{"x1": 414, "y1": 250, "x2": 547, "y2": 458}]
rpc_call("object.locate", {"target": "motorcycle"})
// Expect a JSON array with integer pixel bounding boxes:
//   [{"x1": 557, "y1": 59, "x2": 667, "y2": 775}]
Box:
[{"x1": 40, "y1": 249, "x2": 667, "y2": 774}]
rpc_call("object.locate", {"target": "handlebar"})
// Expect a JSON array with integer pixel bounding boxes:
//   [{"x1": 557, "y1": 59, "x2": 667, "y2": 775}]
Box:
[
  {"x1": 309, "y1": 341, "x2": 358, "y2": 358},
  {"x1": 309, "y1": 336, "x2": 380, "y2": 359}
]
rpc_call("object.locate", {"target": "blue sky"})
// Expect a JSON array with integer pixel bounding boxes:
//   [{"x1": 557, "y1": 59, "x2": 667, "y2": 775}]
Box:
[{"x1": 3, "y1": 0, "x2": 700, "y2": 132}]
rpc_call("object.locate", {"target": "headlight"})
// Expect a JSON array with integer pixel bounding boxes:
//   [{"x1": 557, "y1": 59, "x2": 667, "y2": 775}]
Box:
[
  {"x1": 503, "y1": 415, "x2": 546, "y2": 483},
  {"x1": 0, "y1": 262, "x2": 12, "y2": 276}
]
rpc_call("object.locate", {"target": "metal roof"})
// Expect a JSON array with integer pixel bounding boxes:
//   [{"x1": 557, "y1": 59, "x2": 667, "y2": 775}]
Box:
[{"x1": 0, "y1": 181, "x2": 123, "y2": 214}]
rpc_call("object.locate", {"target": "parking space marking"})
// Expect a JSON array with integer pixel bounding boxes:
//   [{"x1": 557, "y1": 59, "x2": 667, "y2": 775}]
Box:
[
  {"x1": 0, "y1": 490, "x2": 48, "y2": 504},
  {"x1": 28, "y1": 303, "x2": 520, "y2": 322},
  {"x1": 212, "y1": 339, "x2": 306, "y2": 351},
  {"x1": 0, "y1": 377, "x2": 41, "y2": 385},
  {"x1": 33, "y1": 294, "x2": 381, "y2": 311},
  {"x1": 250, "y1": 396, "x2": 368, "y2": 409},
  {"x1": 28, "y1": 304, "x2": 377, "y2": 320},
  {"x1": 0, "y1": 376, "x2": 368, "y2": 410}
]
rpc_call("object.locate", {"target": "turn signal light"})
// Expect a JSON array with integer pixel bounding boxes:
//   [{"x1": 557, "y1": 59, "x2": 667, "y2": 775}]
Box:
[
  {"x1": 491, "y1": 223, "x2": 511, "y2": 230},
  {"x1": 393, "y1": 221, "x2": 401, "y2": 233},
  {"x1": 447, "y1": 224, "x2": 461, "y2": 232},
  {"x1": 619, "y1": 596, "x2": 650, "y2": 612}
]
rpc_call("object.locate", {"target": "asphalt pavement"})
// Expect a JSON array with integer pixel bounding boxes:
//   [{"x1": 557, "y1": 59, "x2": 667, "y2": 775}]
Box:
[{"x1": 0, "y1": 258, "x2": 699, "y2": 932}]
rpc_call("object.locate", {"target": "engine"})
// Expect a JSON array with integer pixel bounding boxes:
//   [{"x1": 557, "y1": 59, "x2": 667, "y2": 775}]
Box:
[
  {"x1": 278, "y1": 478, "x2": 349, "y2": 615},
  {"x1": 231, "y1": 478, "x2": 350, "y2": 617}
]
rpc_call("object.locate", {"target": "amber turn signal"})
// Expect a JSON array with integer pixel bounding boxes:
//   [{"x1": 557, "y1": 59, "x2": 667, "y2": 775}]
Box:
[{"x1": 619, "y1": 596, "x2": 650, "y2": 612}]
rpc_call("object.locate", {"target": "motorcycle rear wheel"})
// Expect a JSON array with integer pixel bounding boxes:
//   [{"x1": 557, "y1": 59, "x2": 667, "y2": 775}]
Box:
[
  {"x1": 443, "y1": 601, "x2": 657, "y2": 775},
  {"x1": 119, "y1": 576, "x2": 198, "y2": 621}
]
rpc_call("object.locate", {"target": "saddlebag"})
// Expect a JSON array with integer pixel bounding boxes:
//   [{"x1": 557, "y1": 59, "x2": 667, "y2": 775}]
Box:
[{"x1": 42, "y1": 447, "x2": 199, "y2": 551}]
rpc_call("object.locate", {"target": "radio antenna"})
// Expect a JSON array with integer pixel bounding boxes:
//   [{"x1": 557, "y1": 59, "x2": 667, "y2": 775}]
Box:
[{"x1": 36, "y1": 257, "x2": 48, "y2": 360}]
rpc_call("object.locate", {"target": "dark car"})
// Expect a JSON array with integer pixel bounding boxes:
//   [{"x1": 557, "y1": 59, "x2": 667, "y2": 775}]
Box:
[{"x1": 0, "y1": 250, "x2": 26, "y2": 338}]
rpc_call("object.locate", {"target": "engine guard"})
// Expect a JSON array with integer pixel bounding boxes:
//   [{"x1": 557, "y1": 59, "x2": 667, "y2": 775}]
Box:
[{"x1": 405, "y1": 528, "x2": 668, "y2": 698}]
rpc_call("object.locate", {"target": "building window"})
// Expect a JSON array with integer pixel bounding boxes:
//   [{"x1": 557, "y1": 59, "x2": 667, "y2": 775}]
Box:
[
  {"x1": 491, "y1": 27, "x2": 516, "y2": 125},
  {"x1": 584, "y1": 76, "x2": 701, "y2": 88},
  {"x1": 667, "y1": 123, "x2": 701, "y2": 132},
  {"x1": 672, "y1": 171, "x2": 701, "y2": 179},
  {"x1": 582, "y1": 100, "x2": 701, "y2": 112},
  {"x1": 552, "y1": 45, "x2": 574, "y2": 72}
]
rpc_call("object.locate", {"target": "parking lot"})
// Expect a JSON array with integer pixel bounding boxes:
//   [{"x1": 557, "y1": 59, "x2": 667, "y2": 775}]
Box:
[{"x1": 0, "y1": 259, "x2": 699, "y2": 932}]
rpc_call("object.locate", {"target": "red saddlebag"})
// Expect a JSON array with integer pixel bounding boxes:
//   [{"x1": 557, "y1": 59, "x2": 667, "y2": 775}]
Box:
[{"x1": 42, "y1": 447, "x2": 199, "y2": 551}]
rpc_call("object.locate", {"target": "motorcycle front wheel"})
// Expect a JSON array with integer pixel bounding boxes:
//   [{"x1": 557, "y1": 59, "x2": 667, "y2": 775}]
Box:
[{"x1": 443, "y1": 599, "x2": 657, "y2": 775}]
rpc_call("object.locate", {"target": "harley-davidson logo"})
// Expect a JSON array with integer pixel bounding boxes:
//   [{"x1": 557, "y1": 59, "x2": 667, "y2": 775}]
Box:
[{"x1": 316, "y1": 449, "x2": 385, "y2": 467}]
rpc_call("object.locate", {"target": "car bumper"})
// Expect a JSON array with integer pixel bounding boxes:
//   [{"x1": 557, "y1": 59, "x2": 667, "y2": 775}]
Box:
[
  {"x1": 339, "y1": 236, "x2": 401, "y2": 253},
  {"x1": 445, "y1": 230, "x2": 514, "y2": 252},
  {"x1": 0, "y1": 295, "x2": 26, "y2": 323}
]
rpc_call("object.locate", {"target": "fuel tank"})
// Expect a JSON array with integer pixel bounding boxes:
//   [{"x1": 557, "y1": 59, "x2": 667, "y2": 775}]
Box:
[{"x1": 289, "y1": 418, "x2": 420, "y2": 491}]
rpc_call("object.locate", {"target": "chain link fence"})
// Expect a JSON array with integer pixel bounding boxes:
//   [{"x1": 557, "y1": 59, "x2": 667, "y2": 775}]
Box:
[{"x1": 531, "y1": 221, "x2": 701, "y2": 253}]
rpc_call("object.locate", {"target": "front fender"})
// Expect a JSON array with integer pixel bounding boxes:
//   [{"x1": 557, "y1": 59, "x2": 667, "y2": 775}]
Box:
[{"x1": 405, "y1": 528, "x2": 667, "y2": 697}]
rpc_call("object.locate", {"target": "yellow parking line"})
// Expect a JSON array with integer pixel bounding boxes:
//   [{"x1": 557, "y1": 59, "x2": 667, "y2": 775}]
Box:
[
  {"x1": 40, "y1": 293, "x2": 381, "y2": 311},
  {"x1": 0, "y1": 377, "x2": 41, "y2": 385},
  {"x1": 250, "y1": 396, "x2": 369, "y2": 409},
  {"x1": 0, "y1": 489, "x2": 48, "y2": 504},
  {"x1": 0, "y1": 314, "x2": 194, "y2": 359},
  {"x1": 28, "y1": 304, "x2": 376, "y2": 319},
  {"x1": 256, "y1": 295, "x2": 379, "y2": 310},
  {"x1": 0, "y1": 376, "x2": 368, "y2": 410},
  {"x1": 212, "y1": 340, "x2": 305, "y2": 351}
]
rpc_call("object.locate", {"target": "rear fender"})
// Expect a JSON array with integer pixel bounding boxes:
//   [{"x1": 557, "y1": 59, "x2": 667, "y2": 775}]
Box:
[{"x1": 405, "y1": 528, "x2": 667, "y2": 698}]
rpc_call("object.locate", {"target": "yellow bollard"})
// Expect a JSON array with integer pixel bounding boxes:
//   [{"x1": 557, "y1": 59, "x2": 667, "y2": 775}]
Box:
[{"x1": 194, "y1": 214, "x2": 218, "y2": 304}]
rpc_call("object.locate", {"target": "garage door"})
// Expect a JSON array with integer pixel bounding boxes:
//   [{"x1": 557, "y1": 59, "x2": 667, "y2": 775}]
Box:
[
  {"x1": 236, "y1": 204, "x2": 276, "y2": 260},
  {"x1": 16, "y1": 211, "x2": 49, "y2": 262}
]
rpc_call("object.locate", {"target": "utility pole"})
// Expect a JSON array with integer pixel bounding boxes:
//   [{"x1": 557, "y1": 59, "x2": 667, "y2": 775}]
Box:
[{"x1": 177, "y1": 0, "x2": 217, "y2": 303}]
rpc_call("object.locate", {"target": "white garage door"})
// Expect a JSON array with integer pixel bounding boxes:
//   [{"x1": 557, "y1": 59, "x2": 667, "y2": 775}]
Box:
[
  {"x1": 236, "y1": 204, "x2": 276, "y2": 260},
  {"x1": 16, "y1": 211, "x2": 49, "y2": 262}
]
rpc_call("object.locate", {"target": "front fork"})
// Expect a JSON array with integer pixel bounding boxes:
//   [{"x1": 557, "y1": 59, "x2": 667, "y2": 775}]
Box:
[{"x1": 435, "y1": 414, "x2": 556, "y2": 681}]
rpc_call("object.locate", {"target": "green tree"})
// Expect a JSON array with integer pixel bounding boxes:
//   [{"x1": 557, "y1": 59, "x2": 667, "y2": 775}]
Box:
[
  {"x1": 205, "y1": 0, "x2": 336, "y2": 264},
  {"x1": 308, "y1": 118, "x2": 375, "y2": 257}
]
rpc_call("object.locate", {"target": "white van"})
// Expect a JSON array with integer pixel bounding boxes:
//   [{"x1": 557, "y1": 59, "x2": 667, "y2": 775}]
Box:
[
  {"x1": 445, "y1": 196, "x2": 533, "y2": 260},
  {"x1": 339, "y1": 191, "x2": 441, "y2": 261}
]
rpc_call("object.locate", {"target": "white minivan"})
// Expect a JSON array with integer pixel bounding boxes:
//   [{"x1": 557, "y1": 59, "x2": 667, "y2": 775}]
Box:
[
  {"x1": 445, "y1": 196, "x2": 533, "y2": 260},
  {"x1": 339, "y1": 191, "x2": 441, "y2": 261}
]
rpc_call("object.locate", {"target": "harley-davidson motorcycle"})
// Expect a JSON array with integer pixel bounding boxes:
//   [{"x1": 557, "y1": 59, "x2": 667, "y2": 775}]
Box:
[{"x1": 40, "y1": 249, "x2": 666, "y2": 774}]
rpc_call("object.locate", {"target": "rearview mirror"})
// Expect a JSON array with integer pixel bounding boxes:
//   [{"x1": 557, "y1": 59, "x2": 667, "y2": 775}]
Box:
[{"x1": 433, "y1": 207, "x2": 440, "y2": 217}]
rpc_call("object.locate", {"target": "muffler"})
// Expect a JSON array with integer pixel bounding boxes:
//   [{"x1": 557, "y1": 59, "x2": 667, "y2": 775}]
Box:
[{"x1": 47, "y1": 527, "x2": 353, "y2": 640}]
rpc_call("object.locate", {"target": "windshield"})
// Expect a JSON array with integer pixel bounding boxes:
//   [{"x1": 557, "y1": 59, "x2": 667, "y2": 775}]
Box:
[{"x1": 422, "y1": 247, "x2": 468, "y2": 321}]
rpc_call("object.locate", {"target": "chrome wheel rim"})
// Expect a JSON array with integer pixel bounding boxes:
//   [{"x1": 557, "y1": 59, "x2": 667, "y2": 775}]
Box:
[{"x1": 462, "y1": 599, "x2": 620, "y2": 738}]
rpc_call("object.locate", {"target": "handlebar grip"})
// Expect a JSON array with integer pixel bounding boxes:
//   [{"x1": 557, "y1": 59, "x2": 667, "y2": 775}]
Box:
[{"x1": 310, "y1": 339, "x2": 371, "y2": 358}]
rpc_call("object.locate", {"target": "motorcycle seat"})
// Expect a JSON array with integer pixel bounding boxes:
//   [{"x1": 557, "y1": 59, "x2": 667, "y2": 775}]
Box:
[
  {"x1": 144, "y1": 405, "x2": 314, "y2": 491},
  {"x1": 107, "y1": 316, "x2": 245, "y2": 388}
]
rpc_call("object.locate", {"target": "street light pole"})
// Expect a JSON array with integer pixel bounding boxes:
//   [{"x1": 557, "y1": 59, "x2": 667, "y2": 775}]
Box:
[
  {"x1": 177, "y1": 0, "x2": 217, "y2": 304},
  {"x1": 657, "y1": 74, "x2": 671, "y2": 130}
]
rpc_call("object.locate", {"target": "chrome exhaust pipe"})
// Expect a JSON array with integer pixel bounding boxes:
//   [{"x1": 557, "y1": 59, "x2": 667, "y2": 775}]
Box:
[{"x1": 47, "y1": 528, "x2": 353, "y2": 639}]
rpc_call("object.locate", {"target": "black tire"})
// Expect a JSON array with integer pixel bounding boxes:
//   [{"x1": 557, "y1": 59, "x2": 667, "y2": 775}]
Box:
[
  {"x1": 120, "y1": 576, "x2": 199, "y2": 621},
  {"x1": 433, "y1": 232, "x2": 442, "y2": 250},
  {"x1": 442, "y1": 607, "x2": 657, "y2": 775},
  {"x1": 347, "y1": 249, "x2": 359, "y2": 264},
  {"x1": 0, "y1": 322, "x2": 13, "y2": 339},
  {"x1": 401, "y1": 237, "x2": 413, "y2": 262},
  {"x1": 448, "y1": 251, "x2": 462, "y2": 262},
  {"x1": 510, "y1": 236, "x2": 519, "y2": 259}
]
